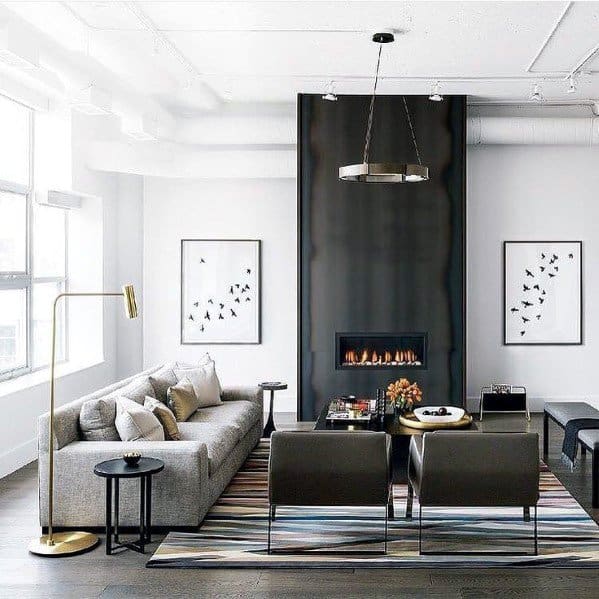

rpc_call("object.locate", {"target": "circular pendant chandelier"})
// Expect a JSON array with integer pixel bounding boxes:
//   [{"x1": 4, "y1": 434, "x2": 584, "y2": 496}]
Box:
[{"x1": 339, "y1": 32, "x2": 429, "y2": 184}]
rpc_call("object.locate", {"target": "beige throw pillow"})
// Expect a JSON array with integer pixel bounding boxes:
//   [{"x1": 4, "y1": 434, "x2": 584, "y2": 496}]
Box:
[
  {"x1": 149, "y1": 364, "x2": 178, "y2": 404},
  {"x1": 79, "y1": 397, "x2": 120, "y2": 441},
  {"x1": 176, "y1": 353, "x2": 223, "y2": 397},
  {"x1": 144, "y1": 396, "x2": 181, "y2": 440},
  {"x1": 174, "y1": 361, "x2": 222, "y2": 408},
  {"x1": 115, "y1": 397, "x2": 165, "y2": 442},
  {"x1": 167, "y1": 378, "x2": 200, "y2": 421}
]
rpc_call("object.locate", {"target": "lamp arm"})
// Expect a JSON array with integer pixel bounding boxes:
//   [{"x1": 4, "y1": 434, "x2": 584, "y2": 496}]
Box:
[{"x1": 46, "y1": 291, "x2": 126, "y2": 546}]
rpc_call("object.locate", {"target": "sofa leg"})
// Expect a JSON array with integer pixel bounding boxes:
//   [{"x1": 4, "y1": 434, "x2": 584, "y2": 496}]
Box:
[
  {"x1": 271, "y1": 505, "x2": 276, "y2": 522},
  {"x1": 543, "y1": 411, "x2": 549, "y2": 460},
  {"x1": 418, "y1": 505, "x2": 423, "y2": 555},
  {"x1": 406, "y1": 482, "x2": 414, "y2": 520},
  {"x1": 523, "y1": 506, "x2": 530, "y2": 522},
  {"x1": 581, "y1": 444, "x2": 587, "y2": 456},
  {"x1": 533, "y1": 505, "x2": 538, "y2": 556},
  {"x1": 384, "y1": 506, "x2": 388, "y2": 554},
  {"x1": 388, "y1": 490, "x2": 395, "y2": 521}
]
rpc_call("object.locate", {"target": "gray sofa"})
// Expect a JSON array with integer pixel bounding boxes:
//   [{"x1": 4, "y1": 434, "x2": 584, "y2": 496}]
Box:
[{"x1": 38, "y1": 364, "x2": 263, "y2": 528}]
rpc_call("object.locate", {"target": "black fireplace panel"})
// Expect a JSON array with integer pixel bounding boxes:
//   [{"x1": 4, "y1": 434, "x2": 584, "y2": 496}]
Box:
[
  {"x1": 298, "y1": 94, "x2": 466, "y2": 419},
  {"x1": 336, "y1": 332, "x2": 427, "y2": 370}
]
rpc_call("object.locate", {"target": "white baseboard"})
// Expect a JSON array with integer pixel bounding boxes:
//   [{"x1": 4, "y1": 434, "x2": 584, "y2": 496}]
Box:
[{"x1": 0, "y1": 438, "x2": 36, "y2": 479}]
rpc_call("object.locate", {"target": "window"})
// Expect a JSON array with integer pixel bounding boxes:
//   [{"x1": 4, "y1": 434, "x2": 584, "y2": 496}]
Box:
[{"x1": 0, "y1": 95, "x2": 69, "y2": 380}]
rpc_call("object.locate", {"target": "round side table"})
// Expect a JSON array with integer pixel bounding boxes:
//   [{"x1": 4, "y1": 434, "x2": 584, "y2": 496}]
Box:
[
  {"x1": 259, "y1": 382, "x2": 287, "y2": 438},
  {"x1": 94, "y1": 457, "x2": 164, "y2": 555}
]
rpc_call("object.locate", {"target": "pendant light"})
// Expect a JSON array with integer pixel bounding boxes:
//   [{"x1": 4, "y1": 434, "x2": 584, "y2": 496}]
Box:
[{"x1": 339, "y1": 32, "x2": 429, "y2": 183}]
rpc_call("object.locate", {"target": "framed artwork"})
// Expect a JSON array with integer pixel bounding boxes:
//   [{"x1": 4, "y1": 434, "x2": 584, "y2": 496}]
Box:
[
  {"x1": 503, "y1": 241, "x2": 582, "y2": 345},
  {"x1": 181, "y1": 239, "x2": 261, "y2": 344}
]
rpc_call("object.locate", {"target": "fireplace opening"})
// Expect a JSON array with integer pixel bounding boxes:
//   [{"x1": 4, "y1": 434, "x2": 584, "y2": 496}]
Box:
[{"x1": 335, "y1": 332, "x2": 427, "y2": 370}]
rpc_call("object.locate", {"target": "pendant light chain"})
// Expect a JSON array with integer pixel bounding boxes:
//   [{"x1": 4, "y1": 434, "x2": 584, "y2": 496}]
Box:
[
  {"x1": 402, "y1": 96, "x2": 423, "y2": 166},
  {"x1": 362, "y1": 43, "x2": 383, "y2": 164}
]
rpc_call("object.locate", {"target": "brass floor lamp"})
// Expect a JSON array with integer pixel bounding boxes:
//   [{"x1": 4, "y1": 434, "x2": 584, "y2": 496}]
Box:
[{"x1": 29, "y1": 285, "x2": 138, "y2": 557}]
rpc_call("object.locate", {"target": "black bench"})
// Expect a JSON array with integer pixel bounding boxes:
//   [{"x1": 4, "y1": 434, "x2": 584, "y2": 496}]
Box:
[{"x1": 544, "y1": 401, "x2": 599, "y2": 507}]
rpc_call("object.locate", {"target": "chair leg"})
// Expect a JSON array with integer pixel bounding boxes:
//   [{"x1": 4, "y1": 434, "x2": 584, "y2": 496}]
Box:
[
  {"x1": 533, "y1": 505, "x2": 538, "y2": 556},
  {"x1": 388, "y1": 489, "x2": 395, "y2": 521},
  {"x1": 384, "y1": 506, "x2": 388, "y2": 554},
  {"x1": 418, "y1": 505, "x2": 423, "y2": 555},
  {"x1": 581, "y1": 444, "x2": 587, "y2": 456},
  {"x1": 543, "y1": 411, "x2": 549, "y2": 460},
  {"x1": 406, "y1": 482, "x2": 414, "y2": 520},
  {"x1": 272, "y1": 505, "x2": 277, "y2": 521},
  {"x1": 523, "y1": 506, "x2": 530, "y2": 522},
  {"x1": 593, "y1": 450, "x2": 599, "y2": 509},
  {"x1": 267, "y1": 504, "x2": 272, "y2": 554}
]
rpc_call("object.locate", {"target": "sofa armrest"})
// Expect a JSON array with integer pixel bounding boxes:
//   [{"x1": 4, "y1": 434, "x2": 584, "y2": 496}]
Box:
[
  {"x1": 222, "y1": 386, "x2": 263, "y2": 411},
  {"x1": 38, "y1": 440, "x2": 209, "y2": 527}
]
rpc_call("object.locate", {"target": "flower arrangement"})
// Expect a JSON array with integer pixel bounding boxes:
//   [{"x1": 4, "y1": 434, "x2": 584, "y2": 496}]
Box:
[{"x1": 386, "y1": 378, "x2": 423, "y2": 413}]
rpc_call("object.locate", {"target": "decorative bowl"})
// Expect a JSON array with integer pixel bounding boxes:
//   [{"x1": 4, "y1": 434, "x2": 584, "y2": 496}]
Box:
[
  {"x1": 123, "y1": 451, "x2": 141, "y2": 467},
  {"x1": 413, "y1": 407, "x2": 465, "y2": 424}
]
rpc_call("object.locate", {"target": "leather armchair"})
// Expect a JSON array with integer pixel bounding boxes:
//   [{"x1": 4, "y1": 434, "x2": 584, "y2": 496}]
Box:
[
  {"x1": 268, "y1": 431, "x2": 393, "y2": 553},
  {"x1": 407, "y1": 431, "x2": 540, "y2": 554}
]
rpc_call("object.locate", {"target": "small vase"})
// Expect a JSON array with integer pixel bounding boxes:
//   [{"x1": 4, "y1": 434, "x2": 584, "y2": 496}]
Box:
[{"x1": 394, "y1": 404, "x2": 406, "y2": 417}]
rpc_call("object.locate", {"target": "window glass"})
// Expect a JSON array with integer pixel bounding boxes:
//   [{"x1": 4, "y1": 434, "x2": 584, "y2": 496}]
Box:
[
  {"x1": 32, "y1": 281, "x2": 65, "y2": 368},
  {"x1": 0, "y1": 94, "x2": 30, "y2": 186},
  {"x1": 0, "y1": 191, "x2": 27, "y2": 273},
  {"x1": 33, "y1": 204, "x2": 66, "y2": 278},
  {"x1": 0, "y1": 288, "x2": 27, "y2": 373}
]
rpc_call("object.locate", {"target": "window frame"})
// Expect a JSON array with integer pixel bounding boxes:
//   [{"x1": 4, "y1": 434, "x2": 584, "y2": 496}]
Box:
[{"x1": 0, "y1": 97, "x2": 69, "y2": 382}]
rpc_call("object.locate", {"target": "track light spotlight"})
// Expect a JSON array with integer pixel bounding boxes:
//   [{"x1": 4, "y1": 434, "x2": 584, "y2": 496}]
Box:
[
  {"x1": 322, "y1": 81, "x2": 338, "y2": 102},
  {"x1": 530, "y1": 83, "x2": 544, "y2": 103},
  {"x1": 428, "y1": 81, "x2": 443, "y2": 102}
]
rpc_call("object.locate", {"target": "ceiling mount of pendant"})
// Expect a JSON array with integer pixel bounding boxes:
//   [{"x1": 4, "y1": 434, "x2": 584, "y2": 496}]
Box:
[{"x1": 339, "y1": 31, "x2": 429, "y2": 184}]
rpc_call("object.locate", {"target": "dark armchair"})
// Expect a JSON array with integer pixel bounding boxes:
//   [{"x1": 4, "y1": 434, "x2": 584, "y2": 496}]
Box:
[
  {"x1": 268, "y1": 431, "x2": 393, "y2": 553},
  {"x1": 407, "y1": 431, "x2": 540, "y2": 555}
]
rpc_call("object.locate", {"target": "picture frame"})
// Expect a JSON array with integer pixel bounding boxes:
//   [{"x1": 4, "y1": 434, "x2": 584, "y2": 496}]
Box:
[
  {"x1": 503, "y1": 241, "x2": 582, "y2": 345},
  {"x1": 180, "y1": 239, "x2": 261, "y2": 344}
]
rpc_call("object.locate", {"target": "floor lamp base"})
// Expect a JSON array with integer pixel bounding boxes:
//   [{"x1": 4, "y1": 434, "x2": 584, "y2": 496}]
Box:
[{"x1": 29, "y1": 531, "x2": 100, "y2": 557}]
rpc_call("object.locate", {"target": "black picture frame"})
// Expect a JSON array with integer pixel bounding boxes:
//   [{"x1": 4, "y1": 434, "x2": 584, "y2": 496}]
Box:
[
  {"x1": 503, "y1": 240, "x2": 582, "y2": 346},
  {"x1": 180, "y1": 239, "x2": 262, "y2": 345}
]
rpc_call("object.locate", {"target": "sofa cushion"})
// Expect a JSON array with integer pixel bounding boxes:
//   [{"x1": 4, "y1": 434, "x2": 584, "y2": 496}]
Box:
[
  {"x1": 148, "y1": 364, "x2": 178, "y2": 404},
  {"x1": 167, "y1": 378, "x2": 200, "y2": 421},
  {"x1": 116, "y1": 377, "x2": 156, "y2": 405},
  {"x1": 115, "y1": 397, "x2": 165, "y2": 442},
  {"x1": 178, "y1": 422, "x2": 239, "y2": 475},
  {"x1": 174, "y1": 361, "x2": 222, "y2": 408},
  {"x1": 187, "y1": 400, "x2": 260, "y2": 441},
  {"x1": 144, "y1": 396, "x2": 181, "y2": 440},
  {"x1": 79, "y1": 397, "x2": 120, "y2": 441}
]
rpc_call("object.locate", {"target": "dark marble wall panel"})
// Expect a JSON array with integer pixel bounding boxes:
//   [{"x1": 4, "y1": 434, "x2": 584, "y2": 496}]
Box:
[{"x1": 298, "y1": 94, "x2": 466, "y2": 420}]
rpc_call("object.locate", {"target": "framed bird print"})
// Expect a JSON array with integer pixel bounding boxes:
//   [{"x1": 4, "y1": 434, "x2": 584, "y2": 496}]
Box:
[
  {"x1": 503, "y1": 241, "x2": 582, "y2": 345},
  {"x1": 181, "y1": 239, "x2": 261, "y2": 344}
]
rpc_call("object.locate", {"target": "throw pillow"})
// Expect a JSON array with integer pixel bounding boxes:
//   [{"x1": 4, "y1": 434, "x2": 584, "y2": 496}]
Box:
[
  {"x1": 176, "y1": 353, "x2": 223, "y2": 396},
  {"x1": 79, "y1": 397, "x2": 120, "y2": 441},
  {"x1": 174, "y1": 361, "x2": 222, "y2": 408},
  {"x1": 115, "y1": 397, "x2": 165, "y2": 442},
  {"x1": 148, "y1": 364, "x2": 178, "y2": 404},
  {"x1": 167, "y1": 378, "x2": 201, "y2": 421},
  {"x1": 144, "y1": 396, "x2": 181, "y2": 440},
  {"x1": 120, "y1": 377, "x2": 156, "y2": 404}
]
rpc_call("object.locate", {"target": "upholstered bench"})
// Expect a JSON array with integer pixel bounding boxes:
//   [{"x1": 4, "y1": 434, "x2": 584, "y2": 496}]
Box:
[{"x1": 544, "y1": 401, "x2": 599, "y2": 507}]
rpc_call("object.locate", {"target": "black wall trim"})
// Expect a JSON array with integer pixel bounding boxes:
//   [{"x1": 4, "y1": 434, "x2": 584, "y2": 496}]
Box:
[{"x1": 298, "y1": 94, "x2": 467, "y2": 420}]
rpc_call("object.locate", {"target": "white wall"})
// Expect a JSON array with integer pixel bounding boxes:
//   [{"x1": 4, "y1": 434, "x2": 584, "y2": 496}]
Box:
[
  {"x1": 0, "y1": 113, "x2": 144, "y2": 478},
  {"x1": 143, "y1": 177, "x2": 297, "y2": 412},
  {"x1": 467, "y1": 144, "x2": 599, "y2": 411}
]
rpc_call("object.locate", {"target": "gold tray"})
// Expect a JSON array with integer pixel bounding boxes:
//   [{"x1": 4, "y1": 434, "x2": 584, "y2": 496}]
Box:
[{"x1": 398, "y1": 411, "x2": 473, "y2": 430}]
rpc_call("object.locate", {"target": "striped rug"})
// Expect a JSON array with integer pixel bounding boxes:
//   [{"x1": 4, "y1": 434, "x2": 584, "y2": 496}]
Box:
[{"x1": 147, "y1": 440, "x2": 599, "y2": 568}]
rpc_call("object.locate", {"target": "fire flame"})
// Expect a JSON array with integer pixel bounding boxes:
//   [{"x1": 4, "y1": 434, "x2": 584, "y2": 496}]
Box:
[{"x1": 343, "y1": 347, "x2": 420, "y2": 366}]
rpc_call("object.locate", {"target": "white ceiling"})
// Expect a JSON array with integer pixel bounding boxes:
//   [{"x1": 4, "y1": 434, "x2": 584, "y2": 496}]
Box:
[{"x1": 4, "y1": 1, "x2": 599, "y2": 114}]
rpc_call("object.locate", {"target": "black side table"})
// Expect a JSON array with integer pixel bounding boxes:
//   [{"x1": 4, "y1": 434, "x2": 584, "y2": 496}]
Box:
[
  {"x1": 94, "y1": 457, "x2": 164, "y2": 555},
  {"x1": 259, "y1": 382, "x2": 287, "y2": 437}
]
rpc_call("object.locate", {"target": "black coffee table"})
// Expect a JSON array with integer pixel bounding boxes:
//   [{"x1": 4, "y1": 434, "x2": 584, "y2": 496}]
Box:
[
  {"x1": 94, "y1": 457, "x2": 164, "y2": 555},
  {"x1": 314, "y1": 404, "x2": 476, "y2": 482}
]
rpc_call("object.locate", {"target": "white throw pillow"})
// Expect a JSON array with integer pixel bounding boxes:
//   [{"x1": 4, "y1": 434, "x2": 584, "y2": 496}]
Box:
[
  {"x1": 176, "y1": 354, "x2": 223, "y2": 396},
  {"x1": 174, "y1": 361, "x2": 222, "y2": 408},
  {"x1": 115, "y1": 397, "x2": 165, "y2": 442}
]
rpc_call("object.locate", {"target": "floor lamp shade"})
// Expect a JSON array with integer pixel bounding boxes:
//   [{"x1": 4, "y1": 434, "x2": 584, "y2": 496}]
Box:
[{"x1": 29, "y1": 285, "x2": 139, "y2": 557}]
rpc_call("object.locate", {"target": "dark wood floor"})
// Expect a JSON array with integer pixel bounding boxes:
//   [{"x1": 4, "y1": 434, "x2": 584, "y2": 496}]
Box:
[{"x1": 2, "y1": 413, "x2": 599, "y2": 598}]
